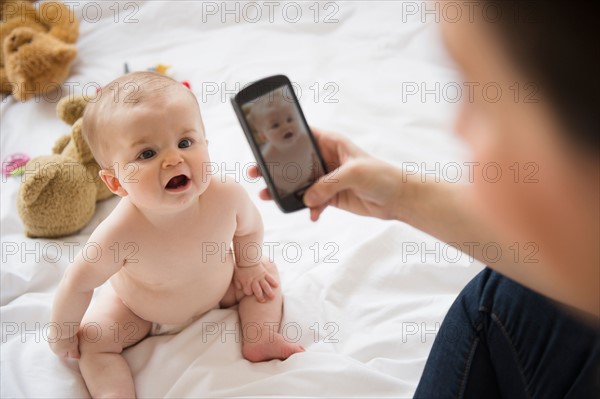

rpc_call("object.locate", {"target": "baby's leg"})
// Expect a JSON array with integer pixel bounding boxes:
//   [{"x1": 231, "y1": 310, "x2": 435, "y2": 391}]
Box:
[
  {"x1": 221, "y1": 258, "x2": 304, "y2": 362},
  {"x1": 78, "y1": 284, "x2": 151, "y2": 398}
]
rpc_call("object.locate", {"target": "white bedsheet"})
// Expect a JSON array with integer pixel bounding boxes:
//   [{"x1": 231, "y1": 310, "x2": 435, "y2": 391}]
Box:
[{"x1": 1, "y1": 1, "x2": 484, "y2": 397}]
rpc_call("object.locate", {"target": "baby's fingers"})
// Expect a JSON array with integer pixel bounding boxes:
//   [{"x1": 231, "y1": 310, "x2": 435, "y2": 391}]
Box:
[
  {"x1": 234, "y1": 278, "x2": 242, "y2": 291},
  {"x1": 61, "y1": 345, "x2": 79, "y2": 359},
  {"x1": 260, "y1": 278, "x2": 275, "y2": 300},
  {"x1": 252, "y1": 280, "x2": 265, "y2": 303},
  {"x1": 69, "y1": 348, "x2": 80, "y2": 359},
  {"x1": 242, "y1": 282, "x2": 253, "y2": 297},
  {"x1": 265, "y1": 272, "x2": 279, "y2": 288}
]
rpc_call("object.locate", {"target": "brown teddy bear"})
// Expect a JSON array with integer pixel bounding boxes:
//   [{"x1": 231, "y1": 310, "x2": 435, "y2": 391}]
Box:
[
  {"x1": 17, "y1": 95, "x2": 113, "y2": 238},
  {"x1": 0, "y1": 0, "x2": 79, "y2": 101}
]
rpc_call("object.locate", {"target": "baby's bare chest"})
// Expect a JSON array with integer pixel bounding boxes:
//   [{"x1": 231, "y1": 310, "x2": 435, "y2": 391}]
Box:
[{"x1": 120, "y1": 214, "x2": 237, "y2": 287}]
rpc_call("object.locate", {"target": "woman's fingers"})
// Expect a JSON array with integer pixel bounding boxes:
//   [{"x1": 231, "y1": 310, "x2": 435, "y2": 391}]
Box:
[
  {"x1": 303, "y1": 161, "x2": 361, "y2": 208},
  {"x1": 247, "y1": 127, "x2": 362, "y2": 208},
  {"x1": 310, "y1": 126, "x2": 324, "y2": 140},
  {"x1": 258, "y1": 189, "x2": 272, "y2": 201},
  {"x1": 310, "y1": 204, "x2": 327, "y2": 222},
  {"x1": 246, "y1": 165, "x2": 273, "y2": 201},
  {"x1": 247, "y1": 165, "x2": 261, "y2": 179}
]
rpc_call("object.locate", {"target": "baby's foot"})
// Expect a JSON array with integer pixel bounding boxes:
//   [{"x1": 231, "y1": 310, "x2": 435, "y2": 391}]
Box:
[{"x1": 242, "y1": 332, "x2": 305, "y2": 362}]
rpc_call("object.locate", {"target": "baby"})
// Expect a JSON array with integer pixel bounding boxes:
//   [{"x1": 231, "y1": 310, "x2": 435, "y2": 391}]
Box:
[
  {"x1": 49, "y1": 72, "x2": 304, "y2": 398},
  {"x1": 245, "y1": 87, "x2": 324, "y2": 197}
]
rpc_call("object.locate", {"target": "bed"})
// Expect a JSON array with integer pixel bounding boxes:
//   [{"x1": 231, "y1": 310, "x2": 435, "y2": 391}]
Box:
[{"x1": 1, "y1": 1, "x2": 484, "y2": 397}]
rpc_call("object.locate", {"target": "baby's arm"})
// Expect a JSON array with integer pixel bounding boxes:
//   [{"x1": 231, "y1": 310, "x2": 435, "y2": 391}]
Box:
[
  {"x1": 230, "y1": 181, "x2": 278, "y2": 302},
  {"x1": 49, "y1": 228, "x2": 125, "y2": 358}
]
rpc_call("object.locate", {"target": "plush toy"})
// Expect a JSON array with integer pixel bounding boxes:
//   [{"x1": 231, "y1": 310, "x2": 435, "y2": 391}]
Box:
[
  {"x1": 17, "y1": 95, "x2": 113, "y2": 238},
  {"x1": 0, "y1": 0, "x2": 79, "y2": 101}
]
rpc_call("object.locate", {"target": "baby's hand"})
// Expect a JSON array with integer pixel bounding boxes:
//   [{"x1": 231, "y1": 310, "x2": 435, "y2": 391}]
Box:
[
  {"x1": 49, "y1": 334, "x2": 80, "y2": 359},
  {"x1": 234, "y1": 261, "x2": 279, "y2": 303}
]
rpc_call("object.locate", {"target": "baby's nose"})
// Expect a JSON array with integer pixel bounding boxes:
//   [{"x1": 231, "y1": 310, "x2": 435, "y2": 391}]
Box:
[{"x1": 162, "y1": 150, "x2": 184, "y2": 168}]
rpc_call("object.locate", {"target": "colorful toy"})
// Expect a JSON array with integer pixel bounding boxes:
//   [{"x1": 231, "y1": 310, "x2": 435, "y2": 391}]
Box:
[
  {"x1": 0, "y1": 1, "x2": 79, "y2": 101},
  {"x1": 2, "y1": 153, "x2": 29, "y2": 177},
  {"x1": 148, "y1": 63, "x2": 171, "y2": 75},
  {"x1": 124, "y1": 62, "x2": 191, "y2": 89}
]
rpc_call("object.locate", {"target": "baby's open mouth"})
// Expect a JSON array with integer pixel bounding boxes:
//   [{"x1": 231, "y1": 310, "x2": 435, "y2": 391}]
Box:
[
  {"x1": 165, "y1": 174, "x2": 190, "y2": 190},
  {"x1": 283, "y1": 131, "x2": 294, "y2": 140}
]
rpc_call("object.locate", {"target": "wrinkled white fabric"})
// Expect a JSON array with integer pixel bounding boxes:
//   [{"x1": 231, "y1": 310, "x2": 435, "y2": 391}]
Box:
[{"x1": 1, "y1": 1, "x2": 483, "y2": 397}]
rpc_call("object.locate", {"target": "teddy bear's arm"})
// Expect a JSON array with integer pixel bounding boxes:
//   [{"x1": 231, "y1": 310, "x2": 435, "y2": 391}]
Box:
[{"x1": 52, "y1": 134, "x2": 71, "y2": 154}]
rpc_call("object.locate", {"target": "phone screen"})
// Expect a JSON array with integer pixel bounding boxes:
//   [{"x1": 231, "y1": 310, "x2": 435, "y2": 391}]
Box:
[{"x1": 232, "y1": 76, "x2": 327, "y2": 212}]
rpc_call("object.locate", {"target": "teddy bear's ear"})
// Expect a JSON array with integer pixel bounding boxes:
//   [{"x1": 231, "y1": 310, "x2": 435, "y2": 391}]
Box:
[
  {"x1": 57, "y1": 95, "x2": 88, "y2": 125},
  {"x1": 51, "y1": 44, "x2": 77, "y2": 65},
  {"x1": 71, "y1": 119, "x2": 94, "y2": 163}
]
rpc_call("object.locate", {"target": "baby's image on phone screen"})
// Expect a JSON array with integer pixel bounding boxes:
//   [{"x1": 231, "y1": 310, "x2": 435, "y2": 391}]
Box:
[{"x1": 243, "y1": 87, "x2": 325, "y2": 198}]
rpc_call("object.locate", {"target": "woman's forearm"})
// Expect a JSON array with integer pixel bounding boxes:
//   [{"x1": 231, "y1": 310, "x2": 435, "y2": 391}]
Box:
[
  {"x1": 398, "y1": 178, "x2": 500, "y2": 266},
  {"x1": 397, "y1": 176, "x2": 581, "y2": 312}
]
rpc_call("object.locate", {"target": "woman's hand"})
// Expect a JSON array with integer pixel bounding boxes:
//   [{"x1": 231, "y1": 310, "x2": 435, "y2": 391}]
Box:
[{"x1": 248, "y1": 128, "x2": 407, "y2": 221}]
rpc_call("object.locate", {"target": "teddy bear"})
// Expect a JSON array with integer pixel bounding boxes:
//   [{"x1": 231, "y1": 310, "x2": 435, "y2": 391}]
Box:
[
  {"x1": 0, "y1": 0, "x2": 79, "y2": 101},
  {"x1": 17, "y1": 95, "x2": 113, "y2": 238}
]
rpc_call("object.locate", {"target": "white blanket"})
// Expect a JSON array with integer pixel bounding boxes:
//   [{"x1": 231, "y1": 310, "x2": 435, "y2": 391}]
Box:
[{"x1": 1, "y1": 1, "x2": 483, "y2": 397}]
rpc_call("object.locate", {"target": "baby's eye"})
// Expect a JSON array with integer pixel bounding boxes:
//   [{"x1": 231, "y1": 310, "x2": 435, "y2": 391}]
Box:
[
  {"x1": 287, "y1": 116, "x2": 293, "y2": 123},
  {"x1": 271, "y1": 123, "x2": 279, "y2": 129},
  {"x1": 179, "y1": 139, "x2": 192, "y2": 149},
  {"x1": 138, "y1": 149, "x2": 156, "y2": 160}
]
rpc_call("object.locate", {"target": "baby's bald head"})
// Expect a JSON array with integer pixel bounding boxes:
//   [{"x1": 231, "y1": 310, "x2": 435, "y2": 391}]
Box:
[{"x1": 82, "y1": 72, "x2": 198, "y2": 169}]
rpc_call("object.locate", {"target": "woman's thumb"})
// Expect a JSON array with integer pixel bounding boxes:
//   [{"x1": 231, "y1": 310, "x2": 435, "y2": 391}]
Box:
[{"x1": 303, "y1": 163, "x2": 359, "y2": 207}]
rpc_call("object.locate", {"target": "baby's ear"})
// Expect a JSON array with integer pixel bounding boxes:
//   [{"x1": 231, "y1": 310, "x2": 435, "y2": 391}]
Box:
[{"x1": 99, "y1": 169, "x2": 128, "y2": 197}]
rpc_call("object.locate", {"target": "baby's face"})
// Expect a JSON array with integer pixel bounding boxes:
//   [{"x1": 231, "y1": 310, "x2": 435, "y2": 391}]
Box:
[
  {"x1": 254, "y1": 98, "x2": 302, "y2": 150},
  {"x1": 101, "y1": 92, "x2": 211, "y2": 211}
]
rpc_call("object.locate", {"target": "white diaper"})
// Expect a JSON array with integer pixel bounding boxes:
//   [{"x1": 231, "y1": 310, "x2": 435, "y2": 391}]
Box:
[
  {"x1": 149, "y1": 303, "x2": 221, "y2": 336},
  {"x1": 150, "y1": 315, "x2": 201, "y2": 336}
]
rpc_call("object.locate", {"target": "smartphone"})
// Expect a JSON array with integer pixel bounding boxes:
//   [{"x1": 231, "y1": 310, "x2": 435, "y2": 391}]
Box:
[{"x1": 231, "y1": 75, "x2": 327, "y2": 213}]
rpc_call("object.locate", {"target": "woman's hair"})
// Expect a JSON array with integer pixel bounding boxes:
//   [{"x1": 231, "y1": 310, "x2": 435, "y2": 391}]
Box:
[{"x1": 485, "y1": 1, "x2": 598, "y2": 150}]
